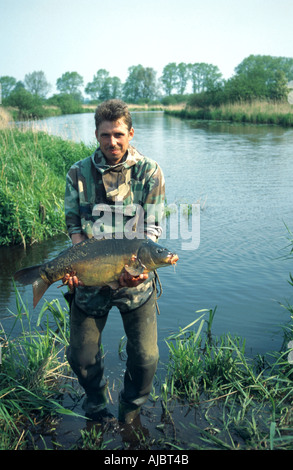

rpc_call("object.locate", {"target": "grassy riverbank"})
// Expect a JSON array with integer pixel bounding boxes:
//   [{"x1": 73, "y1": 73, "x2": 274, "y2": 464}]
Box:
[
  {"x1": 165, "y1": 100, "x2": 293, "y2": 127},
  {"x1": 0, "y1": 289, "x2": 292, "y2": 450},
  {"x1": 0, "y1": 125, "x2": 95, "y2": 247},
  {"x1": 1, "y1": 102, "x2": 183, "y2": 124}
]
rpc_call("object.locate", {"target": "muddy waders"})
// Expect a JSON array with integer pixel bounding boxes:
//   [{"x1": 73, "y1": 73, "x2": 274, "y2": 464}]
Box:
[{"x1": 66, "y1": 289, "x2": 159, "y2": 423}]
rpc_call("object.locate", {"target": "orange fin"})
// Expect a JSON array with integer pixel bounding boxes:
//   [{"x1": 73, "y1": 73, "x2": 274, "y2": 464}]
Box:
[{"x1": 32, "y1": 277, "x2": 50, "y2": 308}]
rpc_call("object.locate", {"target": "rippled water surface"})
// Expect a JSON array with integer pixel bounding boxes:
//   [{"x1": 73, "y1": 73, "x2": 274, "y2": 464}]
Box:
[{"x1": 2, "y1": 112, "x2": 293, "y2": 359}]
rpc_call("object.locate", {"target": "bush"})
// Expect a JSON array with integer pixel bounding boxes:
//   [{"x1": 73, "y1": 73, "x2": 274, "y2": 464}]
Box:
[
  {"x1": 161, "y1": 96, "x2": 177, "y2": 106},
  {"x1": 47, "y1": 93, "x2": 83, "y2": 114},
  {"x1": 188, "y1": 92, "x2": 213, "y2": 109},
  {"x1": 188, "y1": 88, "x2": 227, "y2": 109},
  {"x1": 161, "y1": 94, "x2": 190, "y2": 106},
  {"x1": 5, "y1": 88, "x2": 47, "y2": 119}
]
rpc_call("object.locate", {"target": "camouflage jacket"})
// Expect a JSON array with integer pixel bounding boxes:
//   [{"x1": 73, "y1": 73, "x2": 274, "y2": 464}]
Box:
[{"x1": 64, "y1": 145, "x2": 165, "y2": 315}]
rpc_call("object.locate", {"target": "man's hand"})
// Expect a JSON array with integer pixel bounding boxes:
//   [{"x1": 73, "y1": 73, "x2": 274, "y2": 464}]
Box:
[
  {"x1": 71, "y1": 233, "x2": 86, "y2": 244},
  {"x1": 118, "y1": 267, "x2": 148, "y2": 288},
  {"x1": 61, "y1": 272, "x2": 85, "y2": 291},
  {"x1": 60, "y1": 234, "x2": 86, "y2": 291}
]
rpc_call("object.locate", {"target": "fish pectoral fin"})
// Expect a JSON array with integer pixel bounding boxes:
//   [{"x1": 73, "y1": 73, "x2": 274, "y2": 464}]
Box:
[
  {"x1": 107, "y1": 281, "x2": 120, "y2": 290},
  {"x1": 124, "y1": 266, "x2": 144, "y2": 277},
  {"x1": 124, "y1": 257, "x2": 146, "y2": 277}
]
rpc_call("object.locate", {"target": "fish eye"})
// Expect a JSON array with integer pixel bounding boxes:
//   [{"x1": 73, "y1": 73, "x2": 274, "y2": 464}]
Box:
[{"x1": 156, "y1": 248, "x2": 164, "y2": 253}]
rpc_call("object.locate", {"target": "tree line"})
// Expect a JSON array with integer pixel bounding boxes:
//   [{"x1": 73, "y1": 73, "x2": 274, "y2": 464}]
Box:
[{"x1": 1, "y1": 54, "x2": 293, "y2": 118}]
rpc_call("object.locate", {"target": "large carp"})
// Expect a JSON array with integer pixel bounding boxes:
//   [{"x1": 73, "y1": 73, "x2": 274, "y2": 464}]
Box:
[{"x1": 14, "y1": 237, "x2": 179, "y2": 308}]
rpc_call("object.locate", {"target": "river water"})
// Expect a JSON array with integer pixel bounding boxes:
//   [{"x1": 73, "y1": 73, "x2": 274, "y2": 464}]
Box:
[{"x1": 1, "y1": 112, "x2": 293, "y2": 362}]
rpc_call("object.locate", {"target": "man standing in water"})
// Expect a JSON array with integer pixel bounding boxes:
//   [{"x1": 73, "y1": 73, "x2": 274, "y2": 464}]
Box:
[{"x1": 64, "y1": 99, "x2": 165, "y2": 425}]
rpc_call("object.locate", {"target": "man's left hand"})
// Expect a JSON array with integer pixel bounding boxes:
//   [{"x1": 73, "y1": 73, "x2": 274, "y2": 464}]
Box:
[{"x1": 119, "y1": 268, "x2": 148, "y2": 288}]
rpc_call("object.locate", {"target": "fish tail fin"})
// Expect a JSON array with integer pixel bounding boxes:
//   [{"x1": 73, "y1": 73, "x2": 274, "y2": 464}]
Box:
[
  {"x1": 14, "y1": 265, "x2": 50, "y2": 308},
  {"x1": 14, "y1": 265, "x2": 41, "y2": 285}
]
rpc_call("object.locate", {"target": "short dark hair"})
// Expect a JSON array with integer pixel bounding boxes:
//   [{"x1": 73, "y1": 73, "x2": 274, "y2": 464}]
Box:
[{"x1": 94, "y1": 99, "x2": 132, "y2": 131}]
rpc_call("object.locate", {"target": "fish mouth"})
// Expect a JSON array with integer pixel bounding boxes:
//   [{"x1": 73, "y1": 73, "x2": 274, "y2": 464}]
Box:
[{"x1": 167, "y1": 253, "x2": 179, "y2": 265}]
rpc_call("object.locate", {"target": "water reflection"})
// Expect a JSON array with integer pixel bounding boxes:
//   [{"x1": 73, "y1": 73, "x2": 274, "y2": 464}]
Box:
[{"x1": 17, "y1": 113, "x2": 97, "y2": 145}]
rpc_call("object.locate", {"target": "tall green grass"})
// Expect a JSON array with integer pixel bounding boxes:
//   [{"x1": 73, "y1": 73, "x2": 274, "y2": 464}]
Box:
[
  {"x1": 0, "y1": 127, "x2": 95, "y2": 247},
  {"x1": 0, "y1": 288, "x2": 80, "y2": 450},
  {"x1": 161, "y1": 306, "x2": 293, "y2": 450}
]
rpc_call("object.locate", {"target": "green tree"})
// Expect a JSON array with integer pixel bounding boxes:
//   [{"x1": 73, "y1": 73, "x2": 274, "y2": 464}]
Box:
[
  {"x1": 234, "y1": 54, "x2": 276, "y2": 77},
  {"x1": 123, "y1": 65, "x2": 144, "y2": 102},
  {"x1": 14, "y1": 81, "x2": 26, "y2": 91},
  {"x1": 161, "y1": 63, "x2": 178, "y2": 95},
  {"x1": 85, "y1": 71, "x2": 123, "y2": 101},
  {"x1": 227, "y1": 54, "x2": 293, "y2": 102},
  {"x1": 0, "y1": 76, "x2": 17, "y2": 100},
  {"x1": 98, "y1": 77, "x2": 123, "y2": 101},
  {"x1": 85, "y1": 69, "x2": 110, "y2": 101},
  {"x1": 141, "y1": 67, "x2": 158, "y2": 100},
  {"x1": 24, "y1": 71, "x2": 51, "y2": 98},
  {"x1": 123, "y1": 65, "x2": 158, "y2": 102},
  {"x1": 189, "y1": 63, "x2": 222, "y2": 93},
  {"x1": 268, "y1": 70, "x2": 289, "y2": 101},
  {"x1": 99, "y1": 77, "x2": 112, "y2": 101},
  {"x1": 56, "y1": 71, "x2": 84, "y2": 96},
  {"x1": 110, "y1": 76, "x2": 122, "y2": 99},
  {"x1": 176, "y1": 63, "x2": 190, "y2": 94}
]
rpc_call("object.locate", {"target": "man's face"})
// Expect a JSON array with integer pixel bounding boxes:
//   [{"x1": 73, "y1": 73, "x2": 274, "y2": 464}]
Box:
[{"x1": 95, "y1": 119, "x2": 134, "y2": 165}]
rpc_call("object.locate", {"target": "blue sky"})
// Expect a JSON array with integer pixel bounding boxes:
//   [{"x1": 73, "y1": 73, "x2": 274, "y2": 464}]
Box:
[{"x1": 1, "y1": 0, "x2": 293, "y2": 96}]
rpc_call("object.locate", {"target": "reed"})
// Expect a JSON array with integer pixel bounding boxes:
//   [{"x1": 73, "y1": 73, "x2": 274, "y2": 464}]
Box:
[
  {"x1": 162, "y1": 306, "x2": 293, "y2": 450},
  {"x1": 0, "y1": 107, "x2": 12, "y2": 129},
  {"x1": 0, "y1": 288, "x2": 80, "y2": 450},
  {"x1": 0, "y1": 127, "x2": 95, "y2": 246},
  {"x1": 165, "y1": 100, "x2": 293, "y2": 127},
  {"x1": 215, "y1": 99, "x2": 293, "y2": 116}
]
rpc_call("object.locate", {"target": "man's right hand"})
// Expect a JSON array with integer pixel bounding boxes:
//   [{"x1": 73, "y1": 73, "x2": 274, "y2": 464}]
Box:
[
  {"x1": 62, "y1": 272, "x2": 84, "y2": 291},
  {"x1": 62, "y1": 233, "x2": 86, "y2": 290},
  {"x1": 71, "y1": 233, "x2": 86, "y2": 244}
]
